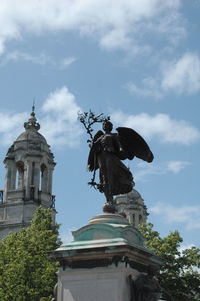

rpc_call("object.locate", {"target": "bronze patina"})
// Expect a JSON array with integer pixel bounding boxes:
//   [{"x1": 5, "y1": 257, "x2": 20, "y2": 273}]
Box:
[{"x1": 129, "y1": 265, "x2": 161, "y2": 301}]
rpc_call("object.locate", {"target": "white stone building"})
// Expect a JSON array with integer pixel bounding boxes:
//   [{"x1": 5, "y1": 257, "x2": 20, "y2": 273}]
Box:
[
  {"x1": 114, "y1": 189, "x2": 148, "y2": 228},
  {"x1": 0, "y1": 108, "x2": 56, "y2": 239}
]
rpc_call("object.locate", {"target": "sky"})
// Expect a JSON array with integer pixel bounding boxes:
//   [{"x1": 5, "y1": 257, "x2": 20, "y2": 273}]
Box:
[{"x1": 0, "y1": 0, "x2": 200, "y2": 248}]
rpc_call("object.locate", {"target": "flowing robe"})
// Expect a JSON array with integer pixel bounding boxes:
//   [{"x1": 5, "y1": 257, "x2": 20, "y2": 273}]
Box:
[{"x1": 94, "y1": 133, "x2": 134, "y2": 199}]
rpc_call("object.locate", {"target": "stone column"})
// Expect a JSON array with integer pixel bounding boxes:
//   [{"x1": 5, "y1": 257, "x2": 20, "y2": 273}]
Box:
[
  {"x1": 41, "y1": 166, "x2": 48, "y2": 193},
  {"x1": 136, "y1": 213, "x2": 140, "y2": 227},
  {"x1": 9, "y1": 160, "x2": 16, "y2": 190},
  {"x1": 4, "y1": 161, "x2": 10, "y2": 201},
  {"x1": 47, "y1": 165, "x2": 54, "y2": 194},
  {"x1": 4, "y1": 159, "x2": 16, "y2": 192},
  {"x1": 24, "y1": 161, "x2": 32, "y2": 200},
  {"x1": 130, "y1": 213, "x2": 135, "y2": 226},
  {"x1": 33, "y1": 162, "x2": 40, "y2": 200}
]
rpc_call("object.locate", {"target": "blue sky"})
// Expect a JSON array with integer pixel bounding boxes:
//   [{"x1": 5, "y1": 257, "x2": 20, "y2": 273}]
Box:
[{"x1": 0, "y1": 0, "x2": 200, "y2": 248}]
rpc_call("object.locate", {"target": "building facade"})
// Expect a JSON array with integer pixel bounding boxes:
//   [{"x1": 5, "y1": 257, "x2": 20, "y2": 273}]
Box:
[
  {"x1": 0, "y1": 109, "x2": 56, "y2": 239},
  {"x1": 114, "y1": 189, "x2": 148, "y2": 228}
]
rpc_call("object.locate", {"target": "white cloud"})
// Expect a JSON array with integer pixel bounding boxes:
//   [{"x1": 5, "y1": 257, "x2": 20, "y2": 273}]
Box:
[
  {"x1": 60, "y1": 57, "x2": 77, "y2": 69},
  {"x1": 111, "y1": 111, "x2": 200, "y2": 145},
  {"x1": 0, "y1": 111, "x2": 28, "y2": 146},
  {"x1": 167, "y1": 160, "x2": 189, "y2": 173},
  {"x1": 150, "y1": 203, "x2": 200, "y2": 230},
  {"x1": 41, "y1": 86, "x2": 83, "y2": 148},
  {"x1": 0, "y1": 0, "x2": 184, "y2": 54},
  {"x1": 134, "y1": 162, "x2": 164, "y2": 181},
  {"x1": 161, "y1": 53, "x2": 200, "y2": 94},
  {"x1": 134, "y1": 160, "x2": 189, "y2": 181},
  {"x1": 42, "y1": 87, "x2": 78, "y2": 121},
  {"x1": 0, "y1": 95, "x2": 199, "y2": 151},
  {"x1": 126, "y1": 52, "x2": 200, "y2": 98},
  {"x1": 155, "y1": 10, "x2": 186, "y2": 45},
  {"x1": 126, "y1": 77, "x2": 162, "y2": 99},
  {"x1": 0, "y1": 50, "x2": 77, "y2": 68},
  {"x1": 0, "y1": 51, "x2": 51, "y2": 66},
  {"x1": 0, "y1": 86, "x2": 83, "y2": 149}
]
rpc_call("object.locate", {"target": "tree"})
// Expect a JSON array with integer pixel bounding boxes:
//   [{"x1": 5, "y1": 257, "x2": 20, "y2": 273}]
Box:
[
  {"x1": 0, "y1": 207, "x2": 60, "y2": 301},
  {"x1": 139, "y1": 223, "x2": 200, "y2": 301}
]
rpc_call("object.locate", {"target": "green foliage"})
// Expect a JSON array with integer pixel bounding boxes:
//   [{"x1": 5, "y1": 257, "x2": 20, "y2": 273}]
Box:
[
  {"x1": 0, "y1": 207, "x2": 60, "y2": 301},
  {"x1": 139, "y1": 223, "x2": 200, "y2": 301}
]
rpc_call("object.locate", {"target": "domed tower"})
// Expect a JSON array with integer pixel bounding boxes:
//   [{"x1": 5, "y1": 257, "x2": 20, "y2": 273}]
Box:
[
  {"x1": 114, "y1": 189, "x2": 148, "y2": 228},
  {"x1": 0, "y1": 107, "x2": 56, "y2": 239}
]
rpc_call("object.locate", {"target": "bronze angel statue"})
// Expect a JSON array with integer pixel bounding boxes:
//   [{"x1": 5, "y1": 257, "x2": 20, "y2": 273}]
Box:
[{"x1": 87, "y1": 119, "x2": 153, "y2": 212}]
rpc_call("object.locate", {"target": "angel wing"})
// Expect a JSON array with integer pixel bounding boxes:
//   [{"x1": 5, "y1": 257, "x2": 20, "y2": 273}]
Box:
[
  {"x1": 87, "y1": 130, "x2": 104, "y2": 171},
  {"x1": 116, "y1": 127, "x2": 154, "y2": 163}
]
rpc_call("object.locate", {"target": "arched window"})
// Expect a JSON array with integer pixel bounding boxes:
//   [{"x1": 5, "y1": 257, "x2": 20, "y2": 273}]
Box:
[
  {"x1": 16, "y1": 161, "x2": 24, "y2": 189},
  {"x1": 139, "y1": 214, "x2": 143, "y2": 224}
]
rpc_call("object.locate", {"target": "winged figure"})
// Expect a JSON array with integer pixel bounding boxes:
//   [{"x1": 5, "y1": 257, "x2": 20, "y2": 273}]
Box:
[{"x1": 88, "y1": 120, "x2": 153, "y2": 210}]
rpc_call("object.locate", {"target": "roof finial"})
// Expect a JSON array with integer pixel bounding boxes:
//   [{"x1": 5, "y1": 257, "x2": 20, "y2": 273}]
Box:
[
  {"x1": 24, "y1": 100, "x2": 40, "y2": 131},
  {"x1": 32, "y1": 99, "x2": 35, "y2": 112},
  {"x1": 31, "y1": 99, "x2": 35, "y2": 116}
]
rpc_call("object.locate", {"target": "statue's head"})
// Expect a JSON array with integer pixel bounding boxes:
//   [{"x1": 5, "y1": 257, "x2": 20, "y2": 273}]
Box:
[{"x1": 102, "y1": 120, "x2": 113, "y2": 133}]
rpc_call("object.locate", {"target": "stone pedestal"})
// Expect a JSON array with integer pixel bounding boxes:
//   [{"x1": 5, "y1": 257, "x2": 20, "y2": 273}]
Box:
[
  {"x1": 57, "y1": 264, "x2": 137, "y2": 301},
  {"x1": 53, "y1": 214, "x2": 161, "y2": 301}
]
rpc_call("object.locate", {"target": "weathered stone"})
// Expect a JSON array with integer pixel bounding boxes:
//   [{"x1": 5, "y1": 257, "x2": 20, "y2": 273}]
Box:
[
  {"x1": 53, "y1": 214, "x2": 162, "y2": 301},
  {"x1": 0, "y1": 108, "x2": 56, "y2": 239},
  {"x1": 114, "y1": 189, "x2": 149, "y2": 228}
]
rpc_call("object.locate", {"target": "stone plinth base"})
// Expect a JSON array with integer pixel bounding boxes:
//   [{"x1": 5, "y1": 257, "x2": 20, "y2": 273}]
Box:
[
  {"x1": 53, "y1": 213, "x2": 162, "y2": 301},
  {"x1": 57, "y1": 265, "x2": 137, "y2": 301}
]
